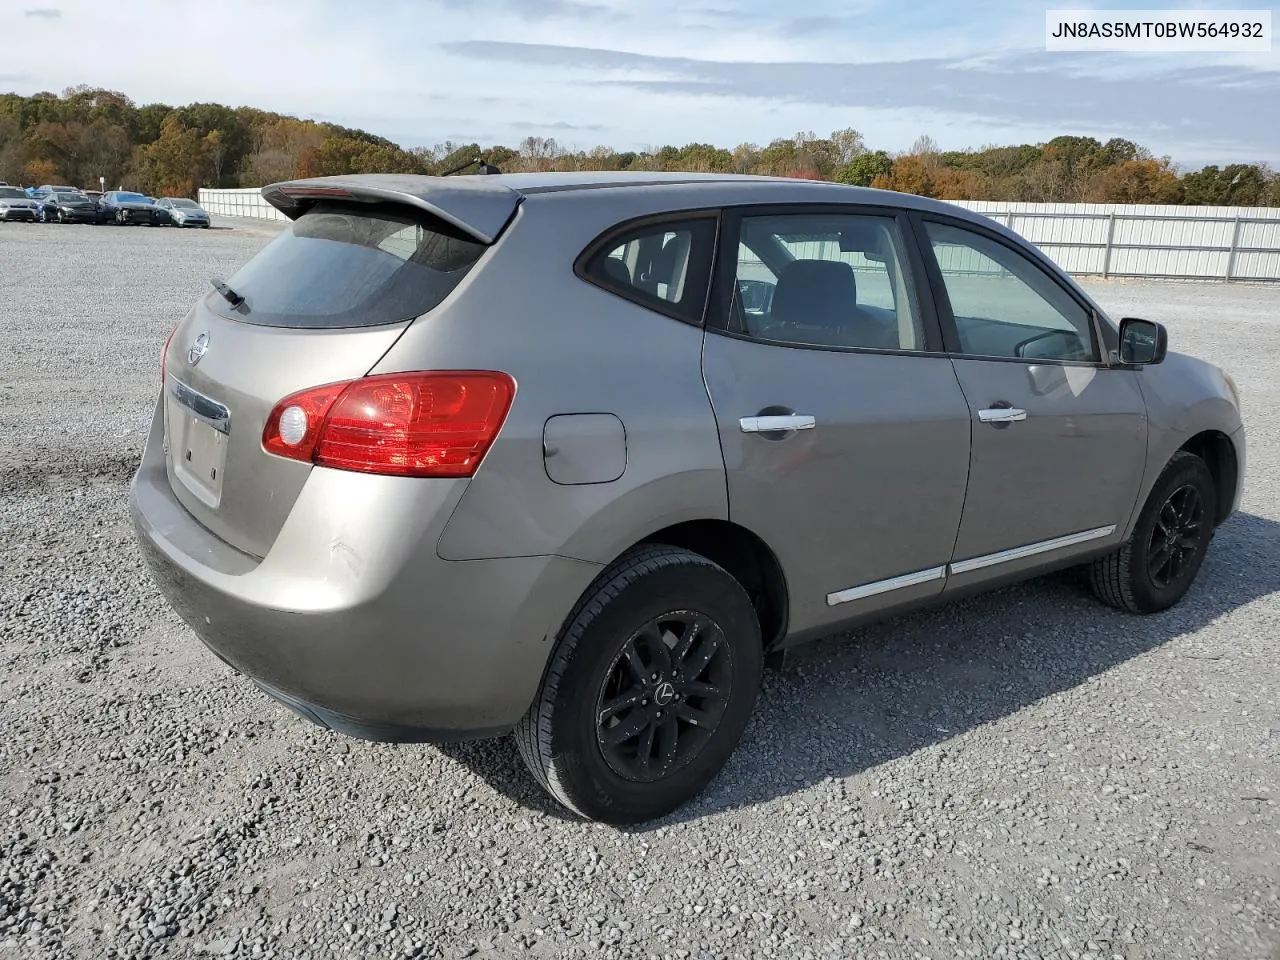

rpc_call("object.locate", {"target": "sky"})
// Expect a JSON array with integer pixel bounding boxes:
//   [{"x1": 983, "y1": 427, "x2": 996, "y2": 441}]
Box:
[{"x1": 1, "y1": 0, "x2": 1278, "y2": 166}]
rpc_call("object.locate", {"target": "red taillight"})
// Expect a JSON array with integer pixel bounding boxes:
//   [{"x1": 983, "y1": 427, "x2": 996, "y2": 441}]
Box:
[
  {"x1": 261, "y1": 380, "x2": 348, "y2": 462},
  {"x1": 262, "y1": 371, "x2": 515, "y2": 478},
  {"x1": 161, "y1": 327, "x2": 178, "y2": 385}
]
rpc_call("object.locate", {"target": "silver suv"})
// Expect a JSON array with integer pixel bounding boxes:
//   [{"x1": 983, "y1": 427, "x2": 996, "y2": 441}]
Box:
[{"x1": 131, "y1": 172, "x2": 1245, "y2": 823}]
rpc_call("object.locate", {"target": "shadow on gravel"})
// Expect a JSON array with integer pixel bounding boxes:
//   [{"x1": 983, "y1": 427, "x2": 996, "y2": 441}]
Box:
[
  {"x1": 0, "y1": 450, "x2": 140, "y2": 495},
  {"x1": 440, "y1": 512, "x2": 1280, "y2": 826}
]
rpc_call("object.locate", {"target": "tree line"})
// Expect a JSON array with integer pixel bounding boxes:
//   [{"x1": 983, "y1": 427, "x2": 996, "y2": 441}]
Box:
[{"x1": 2, "y1": 86, "x2": 1277, "y2": 206}]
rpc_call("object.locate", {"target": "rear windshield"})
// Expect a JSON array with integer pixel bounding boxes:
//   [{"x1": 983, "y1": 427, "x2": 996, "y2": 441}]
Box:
[{"x1": 208, "y1": 202, "x2": 487, "y2": 329}]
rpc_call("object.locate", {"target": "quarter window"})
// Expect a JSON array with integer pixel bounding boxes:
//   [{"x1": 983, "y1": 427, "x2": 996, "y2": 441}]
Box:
[
  {"x1": 730, "y1": 213, "x2": 925, "y2": 352},
  {"x1": 582, "y1": 218, "x2": 717, "y2": 324},
  {"x1": 924, "y1": 221, "x2": 1098, "y2": 362}
]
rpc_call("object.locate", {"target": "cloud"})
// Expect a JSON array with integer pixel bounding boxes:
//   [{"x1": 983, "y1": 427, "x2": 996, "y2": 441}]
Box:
[
  {"x1": 1, "y1": 0, "x2": 1273, "y2": 163},
  {"x1": 508, "y1": 120, "x2": 606, "y2": 132},
  {"x1": 443, "y1": 40, "x2": 1280, "y2": 157},
  {"x1": 428, "y1": 0, "x2": 612, "y2": 21},
  {"x1": 23, "y1": 7, "x2": 61, "y2": 17}
]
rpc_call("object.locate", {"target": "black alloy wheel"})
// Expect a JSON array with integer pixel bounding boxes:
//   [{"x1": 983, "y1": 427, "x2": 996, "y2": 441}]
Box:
[
  {"x1": 1088, "y1": 451, "x2": 1218, "y2": 614},
  {"x1": 595, "y1": 610, "x2": 733, "y2": 783},
  {"x1": 517, "y1": 544, "x2": 763, "y2": 823},
  {"x1": 1146, "y1": 483, "x2": 1205, "y2": 590}
]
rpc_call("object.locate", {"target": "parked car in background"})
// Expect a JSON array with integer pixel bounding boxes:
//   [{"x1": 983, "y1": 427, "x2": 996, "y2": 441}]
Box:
[
  {"x1": 146, "y1": 198, "x2": 173, "y2": 226},
  {"x1": 0, "y1": 185, "x2": 40, "y2": 220},
  {"x1": 0, "y1": 186, "x2": 40, "y2": 221},
  {"x1": 155, "y1": 197, "x2": 211, "y2": 228},
  {"x1": 100, "y1": 190, "x2": 162, "y2": 225},
  {"x1": 40, "y1": 190, "x2": 101, "y2": 224},
  {"x1": 131, "y1": 171, "x2": 1246, "y2": 823}
]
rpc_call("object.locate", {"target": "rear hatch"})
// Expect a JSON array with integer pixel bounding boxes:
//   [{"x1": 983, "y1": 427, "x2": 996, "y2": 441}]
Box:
[{"x1": 160, "y1": 179, "x2": 520, "y2": 558}]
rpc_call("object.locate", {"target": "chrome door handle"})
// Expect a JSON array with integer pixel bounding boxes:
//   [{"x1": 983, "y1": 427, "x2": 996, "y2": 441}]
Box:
[
  {"x1": 978, "y1": 407, "x2": 1027, "y2": 423},
  {"x1": 739, "y1": 415, "x2": 816, "y2": 433}
]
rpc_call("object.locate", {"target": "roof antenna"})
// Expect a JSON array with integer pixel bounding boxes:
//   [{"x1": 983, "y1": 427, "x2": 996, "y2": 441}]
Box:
[{"x1": 441, "y1": 154, "x2": 503, "y2": 177}]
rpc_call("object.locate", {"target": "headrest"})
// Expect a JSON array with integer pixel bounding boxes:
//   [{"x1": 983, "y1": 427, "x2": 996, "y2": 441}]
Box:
[{"x1": 771, "y1": 259, "x2": 857, "y2": 327}]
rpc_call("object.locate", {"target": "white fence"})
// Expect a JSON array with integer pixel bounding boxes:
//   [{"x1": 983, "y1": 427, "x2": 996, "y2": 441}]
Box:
[
  {"x1": 198, "y1": 188, "x2": 288, "y2": 222},
  {"x1": 956, "y1": 201, "x2": 1280, "y2": 282},
  {"x1": 200, "y1": 187, "x2": 1280, "y2": 282}
]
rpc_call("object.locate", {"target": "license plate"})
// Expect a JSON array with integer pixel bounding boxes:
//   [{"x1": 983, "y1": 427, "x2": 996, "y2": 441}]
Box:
[{"x1": 170, "y1": 408, "x2": 227, "y2": 507}]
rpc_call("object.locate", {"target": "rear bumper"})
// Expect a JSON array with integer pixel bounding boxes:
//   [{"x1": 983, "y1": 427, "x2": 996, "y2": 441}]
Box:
[{"x1": 129, "y1": 399, "x2": 601, "y2": 741}]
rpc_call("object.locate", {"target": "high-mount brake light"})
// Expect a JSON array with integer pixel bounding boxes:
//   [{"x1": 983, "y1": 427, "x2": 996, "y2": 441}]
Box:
[
  {"x1": 277, "y1": 185, "x2": 353, "y2": 199},
  {"x1": 262, "y1": 371, "x2": 515, "y2": 478}
]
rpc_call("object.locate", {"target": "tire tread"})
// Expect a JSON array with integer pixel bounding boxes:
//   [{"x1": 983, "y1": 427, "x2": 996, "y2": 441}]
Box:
[
  {"x1": 1088, "y1": 451, "x2": 1213, "y2": 615},
  {"x1": 514, "y1": 544, "x2": 728, "y2": 819}
]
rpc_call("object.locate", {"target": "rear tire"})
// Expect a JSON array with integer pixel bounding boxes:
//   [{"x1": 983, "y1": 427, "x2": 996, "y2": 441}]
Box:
[
  {"x1": 516, "y1": 544, "x2": 763, "y2": 824},
  {"x1": 1088, "y1": 451, "x2": 1216, "y2": 614}
]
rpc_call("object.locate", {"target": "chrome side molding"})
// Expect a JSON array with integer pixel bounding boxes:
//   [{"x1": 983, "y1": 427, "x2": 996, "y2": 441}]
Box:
[
  {"x1": 826, "y1": 525, "x2": 1118, "y2": 606},
  {"x1": 827, "y1": 565, "x2": 946, "y2": 606},
  {"x1": 948, "y1": 525, "x2": 1117, "y2": 575}
]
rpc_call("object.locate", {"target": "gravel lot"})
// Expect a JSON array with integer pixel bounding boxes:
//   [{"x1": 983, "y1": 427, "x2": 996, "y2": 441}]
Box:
[{"x1": 1, "y1": 220, "x2": 1277, "y2": 960}]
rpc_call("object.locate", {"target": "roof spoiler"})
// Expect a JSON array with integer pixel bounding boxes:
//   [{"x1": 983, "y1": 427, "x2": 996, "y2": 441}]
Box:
[{"x1": 261, "y1": 174, "x2": 521, "y2": 244}]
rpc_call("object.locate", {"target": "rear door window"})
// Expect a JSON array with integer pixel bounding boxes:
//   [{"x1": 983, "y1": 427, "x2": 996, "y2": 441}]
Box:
[
  {"x1": 209, "y1": 202, "x2": 487, "y2": 329},
  {"x1": 580, "y1": 216, "x2": 718, "y2": 324}
]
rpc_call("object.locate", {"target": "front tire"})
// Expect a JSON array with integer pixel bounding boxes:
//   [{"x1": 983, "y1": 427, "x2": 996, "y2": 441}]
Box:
[
  {"x1": 1088, "y1": 451, "x2": 1217, "y2": 614},
  {"x1": 516, "y1": 545, "x2": 763, "y2": 824}
]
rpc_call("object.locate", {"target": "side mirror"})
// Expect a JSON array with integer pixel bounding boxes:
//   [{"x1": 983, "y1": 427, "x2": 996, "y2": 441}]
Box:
[{"x1": 1119, "y1": 317, "x2": 1168, "y2": 365}]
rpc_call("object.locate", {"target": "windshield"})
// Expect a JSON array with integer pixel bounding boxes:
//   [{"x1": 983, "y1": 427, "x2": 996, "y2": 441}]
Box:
[
  {"x1": 209, "y1": 202, "x2": 487, "y2": 329},
  {"x1": 171, "y1": 198, "x2": 199, "y2": 209},
  {"x1": 116, "y1": 193, "x2": 149, "y2": 203},
  {"x1": 0, "y1": 188, "x2": 25, "y2": 199},
  {"x1": 55, "y1": 192, "x2": 83, "y2": 202}
]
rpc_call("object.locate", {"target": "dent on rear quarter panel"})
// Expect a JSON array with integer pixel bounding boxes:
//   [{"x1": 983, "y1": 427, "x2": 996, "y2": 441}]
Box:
[
  {"x1": 1125, "y1": 351, "x2": 1242, "y2": 538},
  {"x1": 367, "y1": 194, "x2": 730, "y2": 564}
]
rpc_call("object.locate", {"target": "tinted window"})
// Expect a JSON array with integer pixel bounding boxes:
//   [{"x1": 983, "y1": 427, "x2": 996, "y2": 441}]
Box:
[
  {"x1": 730, "y1": 213, "x2": 924, "y2": 351},
  {"x1": 925, "y1": 221, "x2": 1097, "y2": 362},
  {"x1": 582, "y1": 217, "x2": 717, "y2": 324},
  {"x1": 208, "y1": 202, "x2": 486, "y2": 329}
]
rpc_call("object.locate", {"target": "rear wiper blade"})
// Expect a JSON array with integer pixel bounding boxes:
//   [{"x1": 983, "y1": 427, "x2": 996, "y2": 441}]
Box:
[{"x1": 210, "y1": 279, "x2": 245, "y2": 307}]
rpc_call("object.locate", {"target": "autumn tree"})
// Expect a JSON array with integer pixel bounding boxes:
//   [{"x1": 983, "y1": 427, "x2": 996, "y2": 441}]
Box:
[
  {"x1": 1085, "y1": 157, "x2": 1183, "y2": 204},
  {"x1": 872, "y1": 155, "x2": 935, "y2": 196},
  {"x1": 139, "y1": 115, "x2": 211, "y2": 196}
]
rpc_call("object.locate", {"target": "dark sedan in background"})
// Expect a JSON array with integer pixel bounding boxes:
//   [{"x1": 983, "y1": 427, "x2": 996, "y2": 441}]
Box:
[
  {"x1": 100, "y1": 190, "x2": 163, "y2": 225},
  {"x1": 40, "y1": 190, "x2": 101, "y2": 223}
]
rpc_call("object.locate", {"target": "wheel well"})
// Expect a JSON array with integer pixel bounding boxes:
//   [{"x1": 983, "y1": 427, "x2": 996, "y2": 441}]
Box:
[
  {"x1": 639, "y1": 520, "x2": 788, "y2": 648},
  {"x1": 1178, "y1": 430, "x2": 1238, "y2": 525}
]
